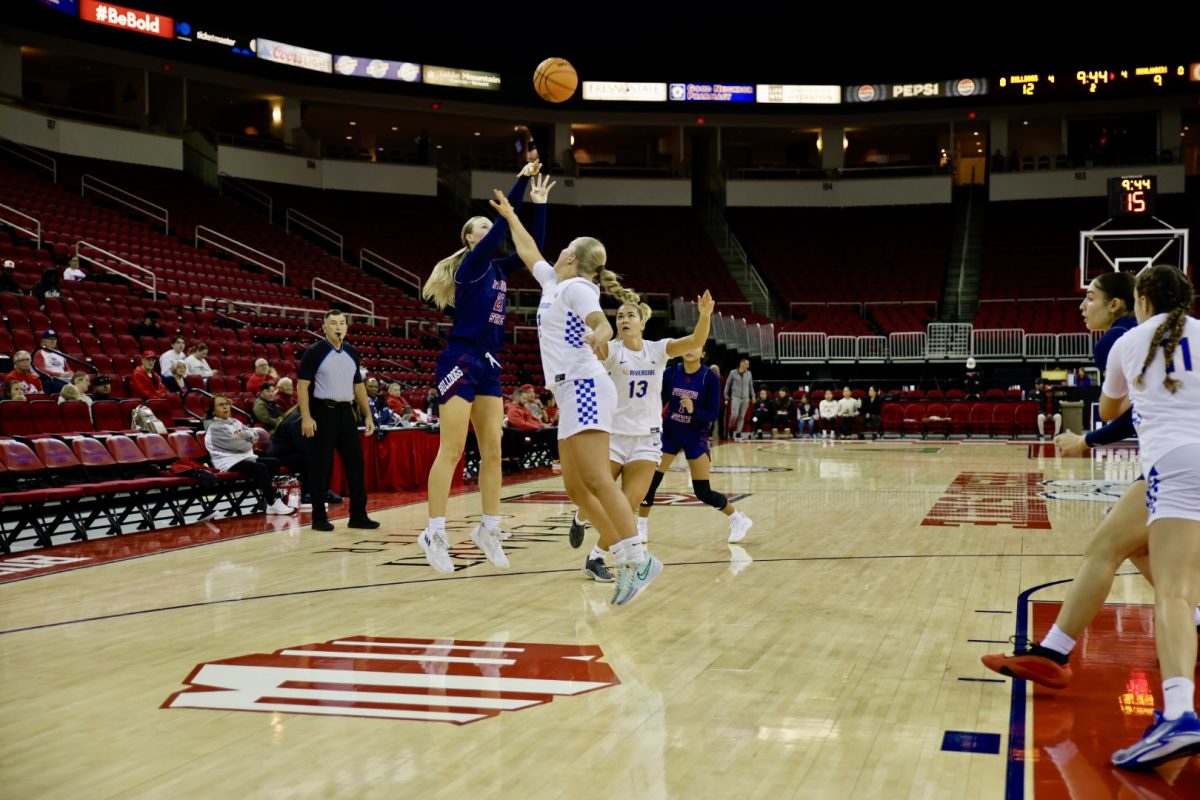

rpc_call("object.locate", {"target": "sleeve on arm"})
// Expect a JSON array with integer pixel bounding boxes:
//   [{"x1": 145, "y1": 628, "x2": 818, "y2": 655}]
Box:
[
  {"x1": 532, "y1": 260, "x2": 556, "y2": 288},
  {"x1": 563, "y1": 282, "x2": 602, "y2": 320},
  {"x1": 500, "y1": 203, "x2": 549, "y2": 278},
  {"x1": 296, "y1": 344, "x2": 323, "y2": 382},
  {"x1": 1100, "y1": 337, "x2": 1129, "y2": 400},
  {"x1": 692, "y1": 372, "x2": 721, "y2": 424},
  {"x1": 455, "y1": 216, "x2": 513, "y2": 284},
  {"x1": 506, "y1": 174, "x2": 530, "y2": 210},
  {"x1": 350, "y1": 346, "x2": 363, "y2": 384},
  {"x1": 1085, "y1": 408, "x2": 1136, "y2": 447}
]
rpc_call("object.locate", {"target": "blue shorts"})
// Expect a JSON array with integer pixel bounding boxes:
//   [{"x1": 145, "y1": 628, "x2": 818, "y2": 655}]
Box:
[
  {"x1": 434, "y1": 347, "x2": 502, "y2": 404},
  {"x1": 660, "y1": 429, "x2": 710, "y2": 460}
]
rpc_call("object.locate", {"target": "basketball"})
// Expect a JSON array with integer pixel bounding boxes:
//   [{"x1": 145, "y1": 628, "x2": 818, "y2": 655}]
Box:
[{"x1": 533, "y1": 57, "x2": 578, "y2": 103}]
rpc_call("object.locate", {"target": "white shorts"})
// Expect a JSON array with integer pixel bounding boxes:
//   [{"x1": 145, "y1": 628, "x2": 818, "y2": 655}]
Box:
[
  {"x1": 1146, "y1": 443, "x2": 1200, "y2": 524},
  {"x1": 554, "y1": 376, "x2": 615, "y2": 440},
  {"x1": 609, "y1": 433, "x2": 661, "y2": 466}
]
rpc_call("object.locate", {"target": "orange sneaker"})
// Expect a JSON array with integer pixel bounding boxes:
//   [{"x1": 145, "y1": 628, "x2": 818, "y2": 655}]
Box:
[{"x1": 981, "y1": 641, "x2": 1073, "y2": 690}]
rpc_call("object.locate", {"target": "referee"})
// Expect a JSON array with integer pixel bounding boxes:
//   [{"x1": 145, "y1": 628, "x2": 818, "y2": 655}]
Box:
[{"x1": 297, "y1": 310, "x2": 379, "y2": 531}]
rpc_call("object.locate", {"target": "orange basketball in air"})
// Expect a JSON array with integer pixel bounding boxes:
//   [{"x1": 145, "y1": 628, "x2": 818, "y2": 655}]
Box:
[{"x1": 533, "y1": 57, "x2": 578, "y2": 103}]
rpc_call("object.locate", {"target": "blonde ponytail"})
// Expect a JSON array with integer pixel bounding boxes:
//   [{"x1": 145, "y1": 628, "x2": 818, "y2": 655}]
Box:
[{"x1": 423, "y1": 216, "x2": 489, "y2": 310}]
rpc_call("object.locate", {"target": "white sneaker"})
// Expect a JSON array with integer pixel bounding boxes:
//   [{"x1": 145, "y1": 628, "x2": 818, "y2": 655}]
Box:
[
  {"x1": 728, "y1": 512, "x2": 753, "y2": 543},
  {"x1": 267, "y1": 499, "x2": 296, "y2": 515},
  {"x1": 470, "y1": 524, "x2": 510, "y2": 569},
  {"x1": 728, "y1": 544, "x2": 753, "y2": 576},
  {"x1": 418, "y1": 527, "x2": 455, "y2": 573}
]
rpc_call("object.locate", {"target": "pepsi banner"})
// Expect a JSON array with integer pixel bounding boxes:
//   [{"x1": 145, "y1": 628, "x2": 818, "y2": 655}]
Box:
[{"x1": 845, "y1": 78, "x2": 988, "y2": 103}]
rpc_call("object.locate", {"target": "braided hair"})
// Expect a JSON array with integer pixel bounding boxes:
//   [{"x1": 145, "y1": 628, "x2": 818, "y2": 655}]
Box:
[{"x1": 1133, "y1": 265, "x2": 1195, "y2": 394}]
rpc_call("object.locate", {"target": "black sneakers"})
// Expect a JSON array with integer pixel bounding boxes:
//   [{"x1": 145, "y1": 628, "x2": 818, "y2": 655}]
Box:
[
  {"x1": 569, "y1": 514, "x2": 586, "y2": 548},
  {"x1": 347, "y1": 518, "x2": 380, "y2": 529},
  {"x1": 582, "y1": 557, "x2": 614, "y2": 582},
  {"x1": 311, "y1": 520, "x2": 335, "y2": 532}
]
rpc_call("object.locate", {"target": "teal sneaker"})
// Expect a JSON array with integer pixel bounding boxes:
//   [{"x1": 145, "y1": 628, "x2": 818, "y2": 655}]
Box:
[{"x1": 611, "y1": 555, "x2": 663, "y2": 606}]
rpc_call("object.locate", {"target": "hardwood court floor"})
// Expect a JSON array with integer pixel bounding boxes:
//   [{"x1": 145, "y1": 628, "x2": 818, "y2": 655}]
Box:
[{"x1": 0, "y1": 438, "x2": 1189, "y2": 799}]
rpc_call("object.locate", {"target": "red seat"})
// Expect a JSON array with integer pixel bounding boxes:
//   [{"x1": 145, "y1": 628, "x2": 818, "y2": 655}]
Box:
[
  {"x1": 29, "y1": 400, "x2": 66, "y2": 435},
  {"x1": 0, "y1": 400, "x2": 34, "y2": 436},
  {"x1": 60, "y1": 400, "x2": 95, "y2": 433},
  {"x1": 990, "y1": 404, "x2": 1017, "y2": 438},
  {"x1": 949, "y1": 402, "x2": 972, "y2": 436},
  {"x1": 881, "y1": 403, "x2": 903, "y2": 436},
  {"x1": 969, "y1": 402, "x2": 994, "y2": 437},
  {"x1": 924, "y1": 402, "x2": 949, "y2": 438},
  {"x1": 1014, "y1": 401, "x2": 1039, "y2": 437},
  {"x1": 91, "y1": 401, "x2": 127, "y2": 432},
  {"x1": 902, "y1": 402, "x2": 925, "y2": 437}
]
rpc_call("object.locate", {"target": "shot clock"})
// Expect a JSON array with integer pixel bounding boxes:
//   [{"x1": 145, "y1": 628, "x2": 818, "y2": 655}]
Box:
[{"x1": 1108, "y1": 175, "x2": 1156, "y2": 218}]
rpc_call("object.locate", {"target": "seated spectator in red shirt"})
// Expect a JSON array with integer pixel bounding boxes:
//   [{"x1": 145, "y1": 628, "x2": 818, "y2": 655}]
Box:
[
  {"x1": 275, "y1": 377, "x2": 296, "y2": 414},
  {"x1": 5, "y1": 350, "x2": 43, "y2": 394},
  {"x1": 131, "y1": 351, "x2": 168, "y2": 400},
  {"x1": 246, "y1": 358, "x2": 274, "y2": 394},
  {"x1": 505, "y1": 387, "x2": 547, "y2": 432},
  {"x1": 539, "y1": 390, "x2": 559, "y2": 425},
  {"x1": 386, "y1": 382, "x2": 414, "y2": 421}
]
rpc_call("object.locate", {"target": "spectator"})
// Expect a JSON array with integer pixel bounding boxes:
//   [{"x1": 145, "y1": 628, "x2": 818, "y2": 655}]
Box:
[
  {"x1": 58, "y1": 383, "x2": 83, "y2": 403},
  {"x1": 91, "y1": 374, "x2": 117, "y2": 402},
  {"x1": 5, "y1": 351, "x2": 43, "y2": 394},
  {"x1": 204, "y1": 393, "x2": 294, "y2": 516},
  {"x1": 266, "y1": 407, "x2": 344, "y2": 510},
  {"x1": 750, "y1": 387, "x2": 775, "y2": 439},
  {"x1": 131, "y1": 311, "x2": 164, "y2": 341},
  {"x1": 131, "y1": 351, "x2": 167, "y2": 400},
  {"x1": 162, "y1": 360, "x2": 189, "y2": 395},
  {"x1": 818, "y1": 389, "x2": 839, "y2": 438},
  {"x1": 69, "y1": 371, "x2": 94, "y2": 408},
  {"x1": 725, "y1": 357, "x2": 753, "y2": 439},
  {"x1": 63, "y1": 255, "x2": 86, "y2": 281},
  {"x1": 0, "y1": 267, "x2": 20, "y2": 296},
  {"x1": 773, "y1": 387, "x2": 793, "y2": 438},
  {"x1": 1034, "y1": 382, "x2": 1063, "y2": 439},
  {"x1": 275, "y1": 377, "x2": 296, "y2": 414},
  {"x1": 861, "y1": 385, "x2": 883, "y2": 440},
  {"x1": 246, "y1": 358, "x2": 274, "y2": 394},
  {"x1": 3, "y1": 379, "x2": 27, "y2": 402},
  {"x1": 539, "y1": 390, "x2": 559, "y2": 425},
  {"x1": 252, "y1": 381, "x2": 283, "y2": 433},
  {"x1": 33, "y1": 330, "x2": 72, "y2": 392},
  {"x1": 363, "y1": 377, "x2": 397, "y2": 427},
  {"x1": 505, "y1": 388, "x2": 547, "y2": 432},
  {"x1": 837, "y1": 386, "x2": 860, "y2": 439},
  {"x1": 519, "y1": 383, "x2": 546, "y2": 422},
  {"x1": 160, "y1": 335, "x2": 186, "y2": 377},
  {"x1": 30, "y1": 267, "x2": 60, "y2": 308},
  {"x1": 1072, "y1": 367, "x2": 1092, "y2": 387},
  {"x1": 386, "y1": 382, "x2": 414, "y2": 422},
  {"x1": 710, "y1": 363, "x2": 724, "y2": 438},
  {"x1": 795, "y1": 391, "x2": 816, "y2": 438},
  {"x1": 426, "y1": 386, "x2": 440, "y2": 420},
  {"x1": 185, "y1": 343, "x2": 215, "y2": 378}
]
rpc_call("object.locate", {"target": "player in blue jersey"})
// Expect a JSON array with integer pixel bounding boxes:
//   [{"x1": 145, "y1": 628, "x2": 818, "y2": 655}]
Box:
[
  {"x1": 984, "y1": 269, "x2": 1200, "y2": 691},
  {"x1": 417, "y1": 160, "x2": 553, "y2": 574},
  {"x1": 639, "y1": 346, "x2": 753, "y2": 544}
]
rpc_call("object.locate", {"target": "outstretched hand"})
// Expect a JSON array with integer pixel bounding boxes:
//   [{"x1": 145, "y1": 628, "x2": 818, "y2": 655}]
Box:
[
  {"x1": 530, "y1": 173, "x2": 557, "y2": 204},
  {"x1": 519, "y1": 159, "x2": 542, "y2": 178},
  {"x1": 489, "y1": 189, "x2": 516, "y2": 218},
  {"x1": 1055, "y1": 430, "x2": 1088, "y2": 456},
  {"x1": 697, "y1": 289, "x2": 714, "y2": 316}
]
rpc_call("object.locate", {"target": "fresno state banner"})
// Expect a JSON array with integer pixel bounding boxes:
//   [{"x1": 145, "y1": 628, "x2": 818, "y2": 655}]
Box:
[{"x1": 164, "y1": 636, "x2": 619, "y2": 725}]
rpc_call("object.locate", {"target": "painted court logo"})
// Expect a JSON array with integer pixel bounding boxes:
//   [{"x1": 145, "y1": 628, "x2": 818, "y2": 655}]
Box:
[
  {"x1": 164, "y1": 636, "x2": 619, "y2": 725},
  {"x1": 1039, "y1": 479, "x2": 1130, "y2": 503},
  {"x1": 504, "y1": 490, "x2": 749, "y2": 506}
]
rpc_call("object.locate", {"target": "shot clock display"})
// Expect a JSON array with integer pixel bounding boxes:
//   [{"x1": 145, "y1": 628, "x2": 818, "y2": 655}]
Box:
[
  {"x1": 996, "y1": 65, "x2": 1190, "y2": 97},
  {"x1": 1108, "y1": 175, "x2": 1157, "y2": 218}
]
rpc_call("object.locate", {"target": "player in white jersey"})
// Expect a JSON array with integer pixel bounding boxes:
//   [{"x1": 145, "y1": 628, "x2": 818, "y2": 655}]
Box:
[
  {"x1": 568, "y1": 289, "x2": 715, "y2": 580},
  {"x1": 1101, "y1": 266, "x2": 1200, "y2": 770},
  {"x1": 490, "y1": 190, "x2": 663, "y2": 606}
]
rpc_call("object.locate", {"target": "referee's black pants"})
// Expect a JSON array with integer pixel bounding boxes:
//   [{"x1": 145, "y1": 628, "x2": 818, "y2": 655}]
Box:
[{"x1": 308, "y1": 400, "x2": 367, "y2": 522}]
